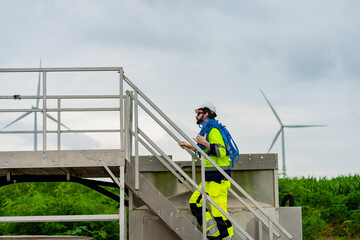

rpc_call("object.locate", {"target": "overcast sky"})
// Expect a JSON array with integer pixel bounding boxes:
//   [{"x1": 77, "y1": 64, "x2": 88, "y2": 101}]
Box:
[{"x1": 0, "y1": 0, "x2": 359, "y2": 178}]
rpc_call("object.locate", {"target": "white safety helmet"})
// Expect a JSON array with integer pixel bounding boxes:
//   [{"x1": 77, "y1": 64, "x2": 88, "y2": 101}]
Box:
[{"x1": 195, "y1": 102, "x2": 217, "y2": 115}]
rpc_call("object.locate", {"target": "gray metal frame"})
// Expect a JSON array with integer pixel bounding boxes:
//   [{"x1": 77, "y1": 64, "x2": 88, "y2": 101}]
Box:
[
  {"x1": 0, "y1": 67, "x2": 126, "y2": 240},
  {"x1": 0, "y1": 67, "x2": 294, "y2": 240}
]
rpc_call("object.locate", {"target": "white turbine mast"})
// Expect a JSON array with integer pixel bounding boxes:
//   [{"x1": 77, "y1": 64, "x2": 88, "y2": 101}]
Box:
[
  {"x1": 260, "y1": 89, "x2": 326, "y2": 177},
  {"x1": 0, "y1": 60, "x2": 71, "y2": 151}
]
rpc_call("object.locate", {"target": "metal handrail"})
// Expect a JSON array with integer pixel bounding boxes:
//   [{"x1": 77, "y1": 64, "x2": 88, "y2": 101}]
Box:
[
  {"x1": 0, "y1": 67, "x2": 122, "y2": 72},
  {"x1": 122, "y1": 75, "x2": 293, "y2": 239},
  {"x1": 0, "y1": 108, "x2": 121, "y2": 113},
  {"x1": 0, "y1": 67, "x2": 292, "y2": 239},
  {"x1": 125, "y1": 91, "x2": 199, "y2": 165},
  {"x1": 0, "y1": 95, "x2": 121, "y2": 99},
  {"x1": 132, "y1": 126, "x2": 253, "y2": 240},
  {"x1": 0, "y1": 130, "x2": 121, "y2": 134},
  {"x1": 126, "y1": 91, "x2": 274, "y2": 233},
  {"x1": 124, "y1": 91, "x2": 253, "y2": 239},
  {"x1": 127, "y1": 96, "x2": 267, "y2": 239},
  {"x1": 0, "y1": 67, "x2": 126, "y2": 240},
  {"x1": 0, "y1": 67, "x2": 125, "y2": 152}
]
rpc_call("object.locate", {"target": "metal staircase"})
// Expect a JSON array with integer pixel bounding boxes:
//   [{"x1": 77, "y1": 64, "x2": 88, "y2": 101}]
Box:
[
  {"x1": 124, "y1": 160, "x2": 202, "y2": 239},
  {"x1": 0, "y1": 67, "x2": 298, "y2": 240},
  {"x1": 121, "y1": 73, "x2": 294, "y2": 240}
]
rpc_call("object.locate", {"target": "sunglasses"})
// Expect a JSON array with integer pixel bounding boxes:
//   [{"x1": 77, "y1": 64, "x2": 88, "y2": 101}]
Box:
[{"x1": 197, "y1": 112, "x2": 204, "y2": 116}]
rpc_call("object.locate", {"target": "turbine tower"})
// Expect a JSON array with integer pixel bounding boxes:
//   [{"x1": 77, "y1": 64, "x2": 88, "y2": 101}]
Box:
[
  {"x1": 260, "y1": 89, "x2": 326, "y2": 177},
  {"x1": 0, "y1": 61, "x2": 71, "y2": 151}
]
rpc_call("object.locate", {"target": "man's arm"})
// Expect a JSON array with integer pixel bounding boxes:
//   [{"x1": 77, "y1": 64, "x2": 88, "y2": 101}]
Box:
[
  {"x1": 179, "y1": 133, "x2": 209, "y2": 152},
  {"x1": 179, "y1": 141, "x2": 195, "y2": 151},
  {"x1": 195, "y1": 133, "x2": 210, "y2": 149}
]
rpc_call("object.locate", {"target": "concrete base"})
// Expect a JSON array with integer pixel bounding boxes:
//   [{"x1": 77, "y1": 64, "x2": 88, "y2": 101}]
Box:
[
  {"x1": 129, "y1": 209, "x2": 181, "y2": 240},
  {"x1": 129, "y1": 208, "x2": 282, "y2": 240},
  {"x1": 278, "y1": 207, "x2": 302, "y2": 240}
]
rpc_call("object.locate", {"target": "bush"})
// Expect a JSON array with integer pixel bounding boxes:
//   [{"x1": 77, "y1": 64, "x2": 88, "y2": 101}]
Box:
[
  {"x1": 279, "y1": 175, "x2": 360, "y2": 239},
  {"x1": 0, "y1": 182, "x2": 120, "y2": 240}
]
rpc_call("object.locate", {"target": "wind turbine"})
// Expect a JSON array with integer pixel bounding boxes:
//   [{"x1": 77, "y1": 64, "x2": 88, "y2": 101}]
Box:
[
  {"x1": 0, "y1": 61, "x2": 71, "y2": 151},
  {"x1": 260, "y1": 89, "x2": 326, "y2": 177}
]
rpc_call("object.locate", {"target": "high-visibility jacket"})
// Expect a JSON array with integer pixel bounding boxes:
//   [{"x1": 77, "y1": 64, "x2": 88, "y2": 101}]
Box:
[{"x1": 202, "y1": 128, "x2": 231, "y2": 182}]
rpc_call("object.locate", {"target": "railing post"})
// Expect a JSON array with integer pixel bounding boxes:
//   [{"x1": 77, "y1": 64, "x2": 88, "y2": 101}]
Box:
[
  {"x1": 125, "y1": 91, "x2": 134, "y2": 161},
  {"x1": 192, "y1": 156, "x2": 196, "y2": 190},
  {"x1": 125, "y1": 91, "x2": 134, "y2": 212},
  {"x1": 119, "y1": 68, "x2": 125, "y2": 159},
  {"x1": 201, "y1": 155, "x2": 206, "y2": 240},
  {"x1": 42, "y1": 70, "x2": 47, "y2": 155},
  {"x1": 57, "y1": 98, "x2": 61, "y2": 151},
  {"x1": 34, "y1": 108, "x2": 38, "y2": 151},
  {"x1": 258, "y1": 219, "x2": 263, "y2": 240},
  {"x1": 134, "y1": 91, "x2": 139, "y2": 190},
  {"x1": 119, "y1": 165, "x2": 125, "y2": 240},
  {"x1": 125, "y1": 93, "x2": 130, "y2": 161},
  {"x1": 118, "y1": 68, "x2": 126, "y2": 240},
  {"x1": 269, "y1": 221, "x2": 273, "y2": 240},
  {"x1": 274, "y1": 168, "x2": 279, "y2": 208}
]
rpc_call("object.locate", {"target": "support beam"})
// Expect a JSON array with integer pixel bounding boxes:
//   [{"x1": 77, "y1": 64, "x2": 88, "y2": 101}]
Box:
[
  {"x1": 0, "y1": 215, "x2": 120, "y2": 223},
  {"x1": 0, "y1": 175, "x2": 128, "y2": 205}
]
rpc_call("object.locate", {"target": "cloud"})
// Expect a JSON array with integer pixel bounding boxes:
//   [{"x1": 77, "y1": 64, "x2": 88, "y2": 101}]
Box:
[{"x1": 0, "y1": 0, "x2": 359, "y2": 177}]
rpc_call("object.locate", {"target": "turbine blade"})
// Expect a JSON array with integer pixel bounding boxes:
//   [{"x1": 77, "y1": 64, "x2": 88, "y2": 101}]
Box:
[
  {"x1": 284, "y1": 125, "x2": 327, "y2": 128},
  {"x1": 260, "y1": 89, "x2": 283, "y2": 125},
  {"x1": 45, "y1": 113, "x2": 72, "y2": 130},
  {"x1": 268, "y1": 128, "x2": 282, "y2": 152},
  {"x1": 36, "y1": 60, "x2": 41, "y2": 108},
  {"x1": 0, "y1": 112, "x2": 32, "y2": 131}
]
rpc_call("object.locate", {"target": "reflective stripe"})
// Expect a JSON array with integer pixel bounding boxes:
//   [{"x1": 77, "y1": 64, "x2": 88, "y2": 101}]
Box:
[
  {"x1": 206, "y1": 218, "x2": 219, "y2": 237},
  {"x1": 214, "y1": 145, "x2": 220, "y2": 157},
  {"x1": 205, "y1": 166, "x2": 231, "y2": 171},
  {"x1": 216, "y1": 143, "x2": 226, "y2": 150},
  {"x1": 224, "y1": 236, "x2": 234, "y2": 240},
  {"x1": 206, "y1": 218, "x2": 216, "y2": 228},
  {"x1": 214, "y1": 144, "x2": 224, "y2": 157},
  {"x1": 207, "y1": 225, "x2": 219, "y2": 236}
]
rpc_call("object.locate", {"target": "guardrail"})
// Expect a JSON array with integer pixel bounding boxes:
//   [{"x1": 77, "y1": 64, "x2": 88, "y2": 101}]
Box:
[
  {"x1": 0, "y1": 67, "x2": 126, "y2": 240},
  {"x1": 121, "y1": 74, "x2": 293, "y2": 240},
  {"x1": 0, "y1": 67, "x2": 293, "y2": 240}
]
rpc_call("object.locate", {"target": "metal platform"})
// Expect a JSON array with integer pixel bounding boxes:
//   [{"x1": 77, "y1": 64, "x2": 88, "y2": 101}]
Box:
[{"x1": 0, "y1": 149, "x2": 124, "y2": 178}]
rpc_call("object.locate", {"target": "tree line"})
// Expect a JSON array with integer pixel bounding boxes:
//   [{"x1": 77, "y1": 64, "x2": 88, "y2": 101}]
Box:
[{"x1": 0, "y1": 175, "x2": 359, "y2": 239}]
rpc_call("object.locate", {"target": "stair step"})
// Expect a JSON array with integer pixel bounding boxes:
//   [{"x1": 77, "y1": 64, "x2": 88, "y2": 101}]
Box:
[{"x1": 125, "y1": 161, "x2": 202, "y2": 240}]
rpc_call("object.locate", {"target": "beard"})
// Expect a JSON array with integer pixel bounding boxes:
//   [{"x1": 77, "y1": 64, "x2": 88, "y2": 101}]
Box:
[{"x1": 196, "y1": 116, "x2": 204, "y2": 125}]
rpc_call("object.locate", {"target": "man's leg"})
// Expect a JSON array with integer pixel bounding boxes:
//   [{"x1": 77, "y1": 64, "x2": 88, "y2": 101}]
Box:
[
  {"x1": 208, "y1": 180, "x2": 234, "y2": 239},
  {"x1": 189, "y1": 182, "x2": 221, "y2": 238}
]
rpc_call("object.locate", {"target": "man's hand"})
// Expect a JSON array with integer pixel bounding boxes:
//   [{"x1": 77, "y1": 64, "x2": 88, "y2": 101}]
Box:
[
  {"x1": 179, "y1": 141, "x2": 195, "y2": 151},
  {"x1": 196, "y1": 133, "x2": 210, "y2": 149}
]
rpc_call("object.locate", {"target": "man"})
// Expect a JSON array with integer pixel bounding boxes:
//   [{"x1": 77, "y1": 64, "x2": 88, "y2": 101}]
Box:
[{"x1": 179, "y1": 102, "x2": 234, "y2": 240}]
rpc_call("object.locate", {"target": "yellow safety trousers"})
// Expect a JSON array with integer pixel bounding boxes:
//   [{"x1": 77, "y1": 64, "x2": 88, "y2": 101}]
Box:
[{"x1": 189, "y1": 180, "x2": 234, "y2": 239}]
